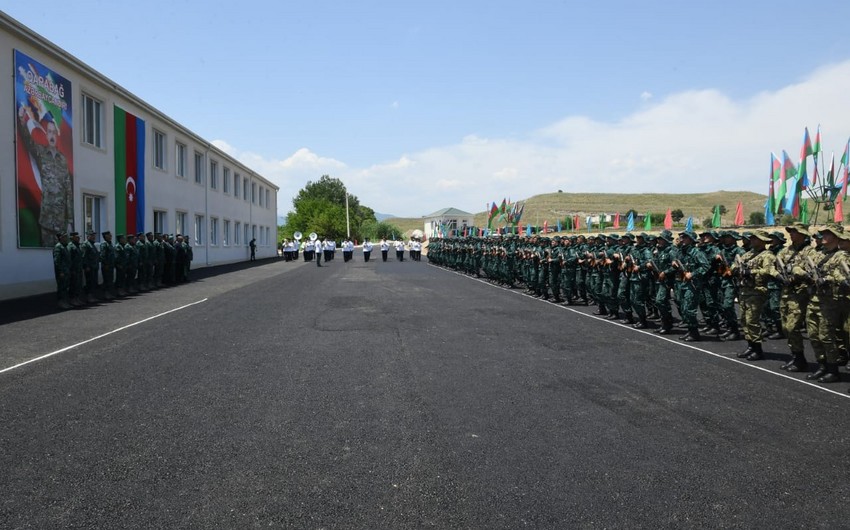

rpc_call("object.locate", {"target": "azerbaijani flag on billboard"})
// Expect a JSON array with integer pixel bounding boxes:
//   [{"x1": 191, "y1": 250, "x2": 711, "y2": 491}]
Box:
[{"x1": 114, "y1": 106, "x2": 146, "y2": 235}]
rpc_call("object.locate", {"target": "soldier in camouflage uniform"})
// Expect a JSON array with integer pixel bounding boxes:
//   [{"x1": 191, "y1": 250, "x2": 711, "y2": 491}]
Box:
[
  {"x1": 673, "y1": 231, "x2": 710, "y2": 342},
  {"x1": 616, "y1": 234, "x2": 634, "y2": 324},
  {"x1": 53, "y1": 232, "x2": 71, "y2": 309},
  {"x1": 81, "y1": 230, "x2": 100, "y2": 303},
  {"x1": 67, "y1": 232, "x2": 83, "y2": 306},
  {"x1": 126, "y1": 234, "x2": 139, "y2": 293},
  {"x1": 17, "y1": 106, "x2": 73, "y2": 246},
  {"x1": 697, "y1": 231, "x2": 722, "y2": 336},
  {"x1": 546, "y1": 237, "x2": 563, "y2": 302},
  {"x1": 135, "y1": 232, "x2": 148, "y2": 290},
  {"x1": 99, "y1": 231, "x2": 116, "y2": 299},
  {"x1": 763, "y1": 232, "x2": 786, "y2": 339},
  {"x1": 806, "y1": 224, "x2": 850, "y2": 383},
  {"x1": 733, "y1": 230, "x2": 777, "y2": 360},
  {"x1": 629, "y1": 233, "x2": 654, "y2": 329},
  {"x1": 114, "y1": 234, "x2": 127, "y2": 296},
  {"x1": 775, "y1": 223, "x2": 815, "y2": 372},
  {"x1": 717, "y1": 231, "x2": 745, "y2": 341},
  {"x1": 650, "y1": 230, "x2": 679, "y2": 334}
]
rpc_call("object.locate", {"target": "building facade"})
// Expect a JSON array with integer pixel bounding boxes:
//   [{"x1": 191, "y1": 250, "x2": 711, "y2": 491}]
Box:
[
  {"x1": 0, "y1": 12, "x2": 279, "y2": 301},
  {"x1": 423, "y1": 207, "x2": 474, "y2": 239}
]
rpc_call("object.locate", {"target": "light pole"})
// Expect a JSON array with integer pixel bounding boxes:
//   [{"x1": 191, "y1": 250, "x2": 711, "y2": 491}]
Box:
[{"x1": 344, "y1": 185, "x2": 351, "y2": 238}]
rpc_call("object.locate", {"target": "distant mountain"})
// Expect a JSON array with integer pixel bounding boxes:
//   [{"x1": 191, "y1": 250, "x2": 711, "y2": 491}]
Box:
[{"x1": 375, "y1": 212, "x2": 395, "y2": 221}]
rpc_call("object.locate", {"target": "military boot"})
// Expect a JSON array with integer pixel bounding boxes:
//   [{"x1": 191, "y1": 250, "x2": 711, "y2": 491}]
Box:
[
  {"x1": 680, "y1": 328, "x2": 701, "y2": 342},
  {"x1": 807, "y1": 363, "x2": 828, "y2": 380},
  {"x1": 746, "y1": 342, "x2": 764, "y2": 361},
  {"x1": 784, "y1": 352, "x2": 808, "y2": 373},
  {"x1": 818, "y1": 364, "x2": 841, "y2": 384},
  {"x1": 738, "y1": 341, "x2": 755, "y2": 358},
  {"x1": 633, "y1": 318, "x2": 648, "y2": 330}
]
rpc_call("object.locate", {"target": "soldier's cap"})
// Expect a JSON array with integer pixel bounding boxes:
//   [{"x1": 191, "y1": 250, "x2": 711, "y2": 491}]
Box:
[
  {"x1": 56, "y1": 232, "x2": 68, "y2": 239},
  {"x1": 552, "y1": 236, "x2": 561, "y2": 242},
  {"x1": 101, "y1": 231, "x2": 111, "y2": 237},
  {"x1": 146, "y1": 231, "x2": 153, "y2": 236},
  {"x1": 136, "y1": 232, "x2": 144, "y2": 237},
  {"x1": 819, "y1": 223, "x2": 846, "y2": 239},
  {"x1": 698, "y1": 229, "x2": 714, "y2": 237},
  {"x1": 678, "y1": 230, "x2": 698, "y2": 241},
  {"x1": 155, "y1": 233, "x2": 162, "y2": 237},
  {"x1": 608, "y1": 234, "x2": 620, "y2": 240},
  {"x1": 750, "y1": 230, "x2": 772, "y2": 243},
  {"x1": 116, "y1": 234, "x2": 125, "y2": 240},
  {"x1": 657, "y1": 231, "x2": 673, "y2": 242},
  {"x1": 637, "y1": 232, "x2": 649, "y2": 239},
  {"x1": 620, "y1": 233, "x2": 634, "y2": 241},
  {"x1": 86, "y1": 230, "x2": 96, "y2": 236},
  {"x1": 69, "y1": 231, "x2": 79, "y2": 237},
  {"x1": 721, "y1": 230, "x2": 741, "y2": 240},
  {"x1": 769, "y1": 231, "x2": 786, "y2": 242},
  {"x1": 786, "y1": 222, "x2": 810, "y2": 236}
]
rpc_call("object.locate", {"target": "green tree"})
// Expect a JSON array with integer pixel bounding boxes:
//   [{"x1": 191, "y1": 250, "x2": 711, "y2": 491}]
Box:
[
  {"x1": 283, "y1": 175, "x2": 376, "y2": 241},
  {"x1": 748, "y1": 212, "x2": 765, "y2": 226},
  {"x1": 670, "y1": 209, "x2": 685, "y2": 223}
]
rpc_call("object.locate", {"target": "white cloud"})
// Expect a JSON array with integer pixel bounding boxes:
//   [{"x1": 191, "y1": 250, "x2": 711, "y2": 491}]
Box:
[
  {"x1": 216, "y1": 60, "x2": 850, "y2": 218},
  {"x1": 640, "y1": 91, "x2": 653, "y2": 101}
]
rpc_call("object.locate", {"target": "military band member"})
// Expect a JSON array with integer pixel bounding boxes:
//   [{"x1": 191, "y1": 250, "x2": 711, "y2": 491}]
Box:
[
  {"x1": 395, "y1": 240, "x2": 405, "y2": 261},
  {"x1": 363, "y1": 238, "x2": 373, "y2": 262}
]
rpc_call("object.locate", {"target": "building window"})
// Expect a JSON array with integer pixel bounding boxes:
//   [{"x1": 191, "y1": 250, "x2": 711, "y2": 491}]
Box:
[
  {"x1": 265, "y1": 227, "x2": 271, "y2": 246},
  {"x1": 210, "y1": 160, "x2": 218, "y2": 190},
  {"x1": 244, "y1": 224, "x2": 249, "y2": 245},
  {"x1": 194, "y1": 152, "x2": 203, "y2": 184},
  {"x1": 223, "y1": 167, "x2": 230, "y2": 194},
  {"x1": 83, "y1": 194, "x2": 106, "y2": 242},
  {"x1": 154, "y1": 210, "x2": 167, "y2": 234},
  {"x1": 243, "y1": 179, "x2": 249, "y2": 202},
  {"x1": 153, "y1": 130, "x2": 166, "y2": 170},
  {"x1": 266, "y1": 189, "x2": 271, "y2": 209},
  {"x1": 176, "y1": 211, "x2": 187, "y2": 237},
  {"x1": 194, "y1": 215, "x2": 204, "y2": 245},
  {"x1": 252, "y1": 183, "x2": 257, "y2": 204},
  {"x1": 176, "y1": 142, "x2": 187, "y2": 178},
  {"x1": 258, "y1": 186, "x2": 264, "y2": 207},
  {"x1": 210, "y1": 217, "x2": 218, "y2": 245},
  {"x1": 235, "y1": 222, "x2": 241, "y2": 245},
  {"x1": 82, "y1": 94, "x2": 103, "y2": 148},
  {"x1": 223, "y1": 220, "x2": 230, "y2": 246},
  {"x1": 252, "y1": 224, "x2": 257, "y2": 240},
  {"x1": 234, "y1": 173, "x2": 240, "y2": 198}
]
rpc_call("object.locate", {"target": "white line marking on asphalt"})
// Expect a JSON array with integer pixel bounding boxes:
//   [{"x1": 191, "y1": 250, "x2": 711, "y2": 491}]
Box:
[
  {"x1": 433, "y1": 265, "x2": 850, "y2": 402},
  {"x1": 0, "y1": 298, "x2": 208, "y2": 376}
]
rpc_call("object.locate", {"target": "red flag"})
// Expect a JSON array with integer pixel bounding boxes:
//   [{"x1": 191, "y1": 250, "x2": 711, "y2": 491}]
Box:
[
  {"x1": 613, "y1": 213, "x2": 620, "y2": 229},
  {"x1": 663, "y1": 209, "x2": 672, "y2": 230},
  {"x1": 835, "y1": 194, "x2": 844, "y2": 222},
  {"x1": 543, "y1": 220, "x2": 548, "y2": 233},
  {"x1": 734, "y1": 202, "x2": 744, "y2": 226}
]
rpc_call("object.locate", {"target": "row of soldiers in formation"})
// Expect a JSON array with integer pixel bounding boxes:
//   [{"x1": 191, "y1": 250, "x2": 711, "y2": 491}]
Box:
[
  {"x1": 52, "y1": 230, "x2": 194, "y2": 309},
  {"x1": 427, "y1": 222, "x2": 850, "y2": 387}
]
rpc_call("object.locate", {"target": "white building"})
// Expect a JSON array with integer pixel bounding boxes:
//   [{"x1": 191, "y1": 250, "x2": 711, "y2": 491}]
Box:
[
  {"x1": 0, "y1": 12, "x2": 279, "y2": 301},
  {"x1": 423, "y1": 207, "x2": 474, "y2": 239}
]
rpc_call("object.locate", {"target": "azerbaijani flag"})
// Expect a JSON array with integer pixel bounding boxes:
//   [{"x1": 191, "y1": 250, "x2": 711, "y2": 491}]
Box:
[
  {"x1": 114, "y1": 106, "x2": 146, "y2": 235},
  {"x1": 781, "y1": 151, "x2": 799, "y2": 215},
  {"x1": 841, "y1": 138, "x2": 850, "y2": 199}
]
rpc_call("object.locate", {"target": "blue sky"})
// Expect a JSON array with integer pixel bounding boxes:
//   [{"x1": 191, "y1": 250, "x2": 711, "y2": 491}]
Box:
[{"x1": 6, "y1": 1, "x2": 850, "y2": 218}]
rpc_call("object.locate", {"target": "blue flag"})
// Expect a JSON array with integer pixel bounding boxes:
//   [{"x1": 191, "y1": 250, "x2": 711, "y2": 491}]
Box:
[
  {"x1": 526, "y1": 224, "x2": 532, "y2": 237},
  {"x1": 586, "y1": 216, "x2": 592, "y2": 232},
  {"x1": 685, "y1": 217, "x2": 693, "y2": 232},
  {"x1": 764, "y1": 200, "x2": 775, "y2": 226},
  {"x1": 626, "y1": 211, "x2": 635, "y2": 231},
  {"x1": 557, "y1": 219, "x2": 561, "y2": 232}
]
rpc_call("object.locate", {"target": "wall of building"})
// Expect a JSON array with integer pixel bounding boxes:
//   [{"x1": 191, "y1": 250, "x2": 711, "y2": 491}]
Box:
[{"x1": 0, "y1": 13, "x2": 279, "y2": 301}]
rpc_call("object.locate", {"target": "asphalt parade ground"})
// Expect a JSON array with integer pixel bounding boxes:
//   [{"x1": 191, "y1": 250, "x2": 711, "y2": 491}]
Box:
[{"x1": 2, "y1": 254, "x2": 850, "y2": 529}]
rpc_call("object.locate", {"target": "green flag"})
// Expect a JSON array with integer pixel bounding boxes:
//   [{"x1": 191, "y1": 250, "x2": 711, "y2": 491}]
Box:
[
  {"x1": 800, "y1": 199, "x2": 809, "y2": 224},
  {"x1": 644, "y1": 211, "x2": 652, "y2": 231},
  {"x1": 712, "y1": 205, "x2": 721, "y2": 228}
]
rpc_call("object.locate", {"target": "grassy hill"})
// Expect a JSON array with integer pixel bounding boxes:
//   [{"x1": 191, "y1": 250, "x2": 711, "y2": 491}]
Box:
[{"x1": 386, "y1": 190, "x2": 768, "y2": 237}]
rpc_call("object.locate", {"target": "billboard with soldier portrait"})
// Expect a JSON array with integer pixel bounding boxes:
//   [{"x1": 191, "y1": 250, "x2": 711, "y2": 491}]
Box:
[{"x1": 14, "y1": 49, "x2": 74, "y2": 248}]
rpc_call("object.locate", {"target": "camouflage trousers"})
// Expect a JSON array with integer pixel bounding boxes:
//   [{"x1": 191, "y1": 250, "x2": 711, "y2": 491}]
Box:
[
  {"x1": 780, "y1": 290, "x2": 809, "y2": 353},
  {"x1": 739, "y1": 288, "x2": 767, "y2": 344}
]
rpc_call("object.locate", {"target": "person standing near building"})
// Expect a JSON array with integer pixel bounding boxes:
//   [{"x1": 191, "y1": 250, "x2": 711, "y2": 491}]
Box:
[
  {"x1": 184, "y1": 235, "x2": 193, "y2": 281},
  {"x1": 53, "y1": 232, "x2": 71, "y2": 309},
  {"x1": 363, "y1": 238, "x2": 373, "y2": 262},
  {"x1": 250, "y1": 238, "x2": 257, "y2": 261},
  {"x1": 68, "y1": 231, "x2": 83, "y2": 306},
  {"x1": 114, "y1": 234, "x2": 127, "y2": 296},
  {"x1": 125, "y1": 233, "x2": 139, "y2": 293},
  {"x1": 412, "y1": 239, "x2": 422, "y2": 261},
  {"x1": 395, "y1": 239, "x2": 405, "y2": 261},
  {"x1": 380, "y1": 238, "x2": 389, "y2": 262},
  {"x1": 99, "y1": 231, "x2": 116, "y2": 299},
  {"x1": 80, "y1": 230, "x2": 100, "y2": 303}
]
